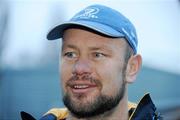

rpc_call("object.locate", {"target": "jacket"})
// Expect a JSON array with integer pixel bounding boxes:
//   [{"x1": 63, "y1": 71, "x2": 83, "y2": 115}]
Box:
[{"x1": 21, "y1": 93, "x2": 162, "y2": 120}]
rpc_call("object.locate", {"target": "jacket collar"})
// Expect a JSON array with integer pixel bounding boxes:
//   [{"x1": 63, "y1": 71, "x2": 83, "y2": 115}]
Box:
[
  {"x1": 21, "y1": 94, "x2": 161, "y2": 120},
  {"x1": 129, "y1": 93, "x2": 161, "y2": 120}
]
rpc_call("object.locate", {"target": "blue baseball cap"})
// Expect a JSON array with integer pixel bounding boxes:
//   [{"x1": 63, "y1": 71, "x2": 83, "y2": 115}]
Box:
[{"x1": 47, "y1": 4, "x2": 138, "y2": 54}]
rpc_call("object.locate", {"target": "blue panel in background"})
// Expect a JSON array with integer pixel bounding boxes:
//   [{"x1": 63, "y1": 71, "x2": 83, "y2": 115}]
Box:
[{"x1": 0, "y1": 65, "x2": 180, "y2": 119}]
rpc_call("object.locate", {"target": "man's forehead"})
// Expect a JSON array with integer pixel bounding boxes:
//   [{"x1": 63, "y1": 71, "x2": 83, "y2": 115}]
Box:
[
  {"x1": 62, "y1": 38, "x2": 128, "y2": 54},
  {"x1": 62, "y1": 42, "x2": 114, "y2": 51},
  {"x1": 63, "y1": 28, "x2": 126, "y2": 43}
]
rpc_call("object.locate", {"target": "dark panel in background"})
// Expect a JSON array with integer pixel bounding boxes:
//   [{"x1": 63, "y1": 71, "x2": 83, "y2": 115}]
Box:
[{"x1": 0, "y1": 65, "x2": 180, "y2": 119}]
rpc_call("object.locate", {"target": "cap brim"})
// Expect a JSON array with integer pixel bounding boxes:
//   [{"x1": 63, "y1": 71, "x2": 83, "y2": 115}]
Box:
[{"x1": 47, "y1": 20, "x2": 124, "y2": 40}]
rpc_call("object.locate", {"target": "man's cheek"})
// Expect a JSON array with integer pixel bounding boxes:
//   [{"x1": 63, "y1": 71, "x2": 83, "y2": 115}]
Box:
[{"x1": 60, "y1": 72, "x2": 68, "y2": 92}]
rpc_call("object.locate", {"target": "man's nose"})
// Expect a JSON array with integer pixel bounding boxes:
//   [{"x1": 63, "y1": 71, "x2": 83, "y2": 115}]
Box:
[{"x1": 72, "y1": 59, "x2": 92, "y2": 75}]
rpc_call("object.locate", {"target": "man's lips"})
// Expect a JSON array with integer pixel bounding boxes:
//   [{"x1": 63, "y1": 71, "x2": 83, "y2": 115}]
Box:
[
  {"x1": 67, "y1": 81, "x2": 98, "y2": 94},
  {"x1": 73, "y1": 84, "x2": 96, "y2": 89}
]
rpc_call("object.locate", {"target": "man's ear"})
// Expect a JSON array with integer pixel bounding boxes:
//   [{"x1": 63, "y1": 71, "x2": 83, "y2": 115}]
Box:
[{"x1": 125, "y1": 54, "x2": 142, "y2": 83}]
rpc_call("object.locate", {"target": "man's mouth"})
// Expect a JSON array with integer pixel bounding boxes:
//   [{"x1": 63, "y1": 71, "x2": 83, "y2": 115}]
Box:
[
  {"x1": 73, "y1": 85, "x2": 89, "y2": 89},
  {"x1": 69, "y1": 83, "x2": 97, "y2": 94},
  {"x1": 66, "y1": 75, "x2": 102, "y2": 94}
]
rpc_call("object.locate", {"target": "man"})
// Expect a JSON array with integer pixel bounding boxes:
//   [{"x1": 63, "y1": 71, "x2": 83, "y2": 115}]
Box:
[{"x1": 21, "y1": 4, "x2": 161, "y2": 120}]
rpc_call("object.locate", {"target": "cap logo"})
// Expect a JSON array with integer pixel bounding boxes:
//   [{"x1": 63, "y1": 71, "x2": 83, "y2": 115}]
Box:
[{"x1": 74, "y1": 7, "x2": 99, "y2": 19}]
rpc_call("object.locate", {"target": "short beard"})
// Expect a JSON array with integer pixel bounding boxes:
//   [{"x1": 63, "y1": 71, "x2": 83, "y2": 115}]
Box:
[
  {"x1": 63, "y1": 80, "x2": 125, "y2": 118},
  {"x1": 62, "y1": 55, "x2": 128, "y2": 118}
]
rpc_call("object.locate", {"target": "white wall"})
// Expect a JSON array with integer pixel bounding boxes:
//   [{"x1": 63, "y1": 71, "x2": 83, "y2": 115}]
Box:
[{"x1": 1, "y1": 0, "x2": 180, "y2": 73}]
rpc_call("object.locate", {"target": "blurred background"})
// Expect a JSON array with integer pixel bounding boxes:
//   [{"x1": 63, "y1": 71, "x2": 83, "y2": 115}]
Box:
[{"x1": 0, "y1": 0, "x2": 180, "y2": 119}]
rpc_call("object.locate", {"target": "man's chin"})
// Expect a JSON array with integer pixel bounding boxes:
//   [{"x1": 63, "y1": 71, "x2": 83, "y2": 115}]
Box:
[
  {"x1": 67, "y1": 94, "x2": 96, "y2": 109},
  {"x1": 63, "y1": 92, "x2": 123, "y2": 118},
  {"x1": 63, "y1": 95, "x2": 97, "y2": 118}
]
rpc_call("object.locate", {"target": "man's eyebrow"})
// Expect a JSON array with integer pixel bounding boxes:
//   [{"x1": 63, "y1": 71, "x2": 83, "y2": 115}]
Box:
[
  {"x1": 62, "y1": 44, "x2": 78, "y2": 51},
  {"x1": 62, "y1": 44, "x2": 113, "y2": 53},
  {"x1": 88, "y1": 46, "x2": 113, "y2": 52}
]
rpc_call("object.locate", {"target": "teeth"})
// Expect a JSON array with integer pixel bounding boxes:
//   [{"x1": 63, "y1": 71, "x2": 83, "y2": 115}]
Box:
[{"x1": 74, "y1": 85, "x2": 89, "y2": 89}]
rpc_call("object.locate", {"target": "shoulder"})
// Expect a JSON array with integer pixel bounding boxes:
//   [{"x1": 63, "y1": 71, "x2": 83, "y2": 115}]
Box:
[
  {"x1": 129, "y1": 93, "x2": 162, "y2": 120},
  {"x1": 39, "y1": 94, "x2": 162, "y2": 120},
  {"x1": 41, "y1": 108, "x2": 68, "y2": 120}
]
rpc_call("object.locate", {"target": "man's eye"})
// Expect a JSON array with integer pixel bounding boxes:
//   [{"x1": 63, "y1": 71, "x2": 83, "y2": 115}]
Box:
[
  {"x1": 93, "y1": 52, "x2": 105, "y2": 58},
  {"x1": 64, "y1": 52, "x2": 77, "y2": 58}
]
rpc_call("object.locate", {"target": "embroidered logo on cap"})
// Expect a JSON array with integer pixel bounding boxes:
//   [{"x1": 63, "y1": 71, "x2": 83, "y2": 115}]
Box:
[{"x1": 74, "y1": 7, "x2": 99, "y2": 19}]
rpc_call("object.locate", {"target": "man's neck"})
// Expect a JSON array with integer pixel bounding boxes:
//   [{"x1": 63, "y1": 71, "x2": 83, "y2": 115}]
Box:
[{"x1": 67, "y1": 94, "x2": 128, "y2": 120}]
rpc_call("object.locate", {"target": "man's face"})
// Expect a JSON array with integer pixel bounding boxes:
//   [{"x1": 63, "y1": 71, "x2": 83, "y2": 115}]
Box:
[{"x1": 60, "y1": 28, "x2": 128, "y2": 118}]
